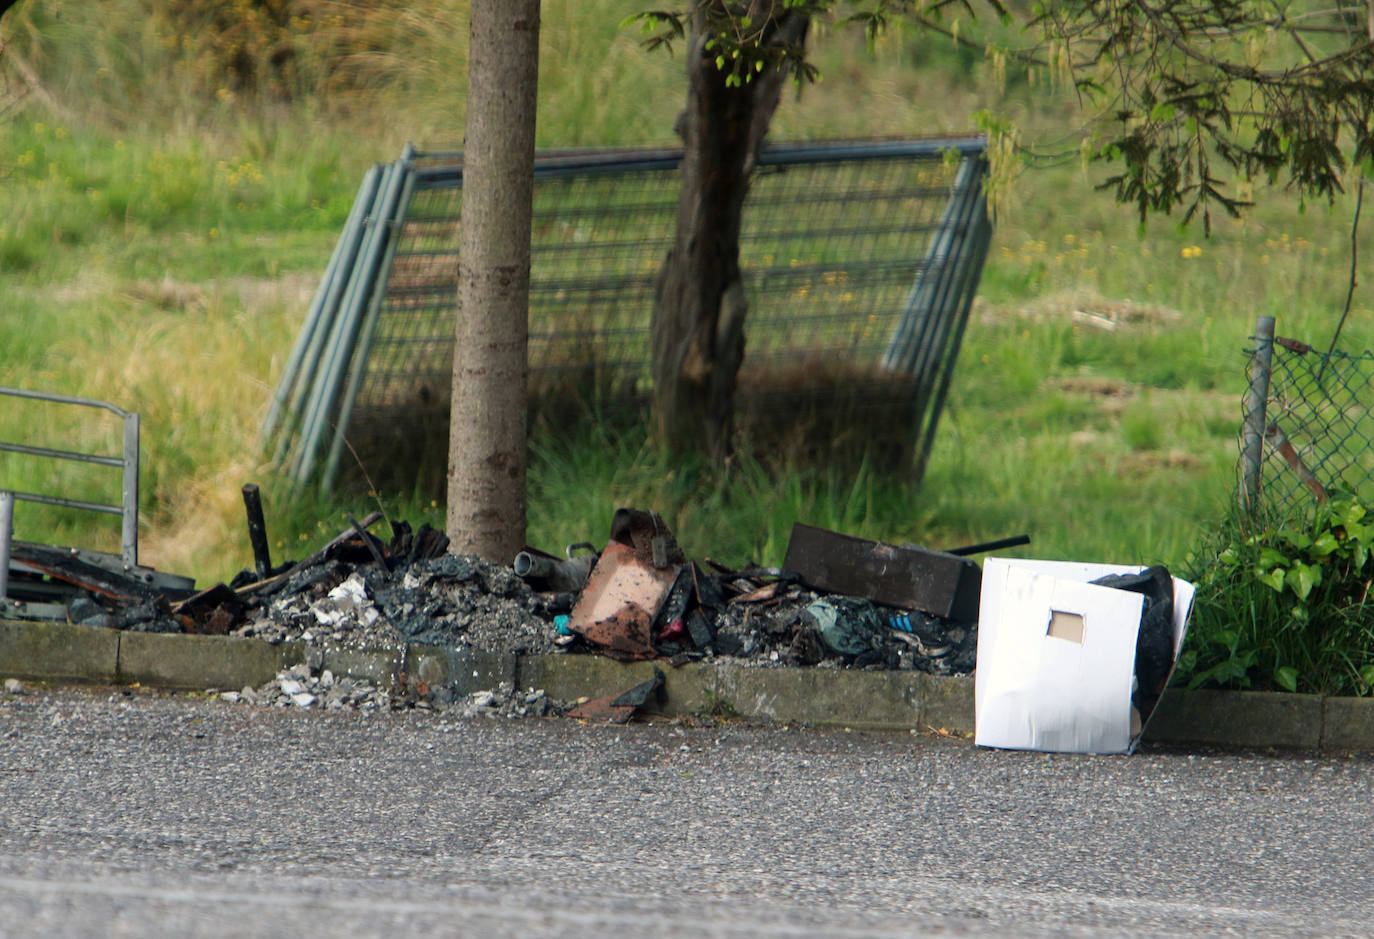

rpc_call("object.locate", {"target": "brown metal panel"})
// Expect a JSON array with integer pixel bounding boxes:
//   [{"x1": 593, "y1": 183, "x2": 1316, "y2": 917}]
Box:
[{"x1": 569, "y1": 541, "x2": 680, "y2": 660}]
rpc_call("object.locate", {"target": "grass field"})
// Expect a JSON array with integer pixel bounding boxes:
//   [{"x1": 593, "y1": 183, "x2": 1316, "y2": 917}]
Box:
[{"x1": 1, "y1": 0, "x2": 1370, "y2": 587}]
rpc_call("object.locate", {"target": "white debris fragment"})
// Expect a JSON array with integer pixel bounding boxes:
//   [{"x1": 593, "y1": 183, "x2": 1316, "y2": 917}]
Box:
[{"x1": 311, "y1": 572, "x2": 381, "y2": 629}]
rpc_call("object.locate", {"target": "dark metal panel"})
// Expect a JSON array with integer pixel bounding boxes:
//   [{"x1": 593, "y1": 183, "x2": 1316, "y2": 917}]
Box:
[{"x1": 782, "y1": 522, "x2": 982, "y2": 622}]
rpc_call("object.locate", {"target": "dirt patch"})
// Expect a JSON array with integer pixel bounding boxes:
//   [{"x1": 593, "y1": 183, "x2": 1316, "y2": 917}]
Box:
[
  {"x1": 978, "y1": 290, "x2": 1184, "y2": 329},
  {"x1": 1119, "y1": 449, "x2": 1206, "y2": 474},
  {"x1": 1044, "y1": 376, "x2": 1136, "y2": 398}
]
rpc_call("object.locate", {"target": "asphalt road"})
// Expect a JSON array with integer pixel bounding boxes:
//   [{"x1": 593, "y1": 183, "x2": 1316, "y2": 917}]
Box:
[{"x1": 1, "y1": 685, "x2": 1371, "y2": 937}]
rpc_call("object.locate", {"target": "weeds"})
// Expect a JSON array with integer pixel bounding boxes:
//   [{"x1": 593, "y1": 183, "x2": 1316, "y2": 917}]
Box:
[{"x1": 1178, "y1": 495, "x2": 1374, "y2": 696}]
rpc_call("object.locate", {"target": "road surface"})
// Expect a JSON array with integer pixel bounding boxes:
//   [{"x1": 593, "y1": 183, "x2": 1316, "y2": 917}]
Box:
[{"x1": 1, "y1": 686, "x2": 1370, "y2": 936}]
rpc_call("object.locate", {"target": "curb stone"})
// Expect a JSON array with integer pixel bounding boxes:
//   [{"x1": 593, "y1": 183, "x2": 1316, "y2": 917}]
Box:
[
  {"x1": 0, "y1": 617, "x2": 1365, "y2": 751},
  {"x1": 0, "y1": 619, "x2": 119, "y2": 686}
]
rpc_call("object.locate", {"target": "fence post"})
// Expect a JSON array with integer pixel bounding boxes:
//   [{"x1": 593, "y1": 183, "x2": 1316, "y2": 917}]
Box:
[
  {"x1": 0, "y1": 490, "x2": 12, "y2": 601},
  {"x1": 1241, "y1": 315, "x2": 1276, "y2": 513}
]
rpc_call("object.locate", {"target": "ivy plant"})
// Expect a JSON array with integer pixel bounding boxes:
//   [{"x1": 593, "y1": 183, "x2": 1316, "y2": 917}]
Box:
[{"x1": 1178, "y1": 494, "x2": 1374, "y2": 696}]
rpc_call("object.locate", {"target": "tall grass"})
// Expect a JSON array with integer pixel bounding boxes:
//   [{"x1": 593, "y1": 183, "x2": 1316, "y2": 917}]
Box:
[{"x1": 1, "y1": 0, "x2": 1370, "y2": 585}]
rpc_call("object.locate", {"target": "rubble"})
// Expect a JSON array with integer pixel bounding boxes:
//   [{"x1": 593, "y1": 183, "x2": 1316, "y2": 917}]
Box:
[
  {"x1": 218, "y1": 659, "x2": 565, "y2": 719},
  {"x1": 35, "y1": 503, "x2": 986, "y2": 719},
  {"x1": 567, "y1": 670, "x2": 665, "y2": 723}
]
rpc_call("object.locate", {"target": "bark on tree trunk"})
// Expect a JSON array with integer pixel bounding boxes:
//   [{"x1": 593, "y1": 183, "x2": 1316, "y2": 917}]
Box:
[
  {"x1": 650, "y1": 6, "x2": 807, "y2": 458},
  {"x1": 447, "y1": 0, "x2": 539, "y2": 562}
]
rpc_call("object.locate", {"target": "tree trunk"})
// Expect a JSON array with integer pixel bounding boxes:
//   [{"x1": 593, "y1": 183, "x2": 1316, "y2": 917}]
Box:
[
  {"x1": 447, "y1": 0, "x2": 539, "y2": 562},
  {"x1": 651, "y1": 6, "x2": 807, "y2": 458}
]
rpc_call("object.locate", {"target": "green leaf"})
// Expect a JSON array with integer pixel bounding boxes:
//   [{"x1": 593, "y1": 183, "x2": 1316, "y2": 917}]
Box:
[
  {"x1": 1258, "y1": 567, "x2": 1287, "y2": 593},
  {"x1": 1286, "y1": 562, "x2": 1321, "y2": 601},
  {"x1": 1189, "y1": 652, "x2": 1256, "y2": 689},
  {"x1": 1310, "y1": 531, "x2": 1340, "y2": 557},
  {"x1": 1281, "y1": 529, "x2": 1312, "y2": 551},
  {"x1": 1257, "y1": 547, "x2": 1287, "y2": 568},
  {"x1": 1274, "y1": 666, "x2": 1299, "y2": 692},
  {"x1": 1215, "y1": 629, "x2": 1238, "y2": 647},
  {"x1": 1360, "y1": 664, "x2": 1374, "y2": 691},
  {"x1": 1150, "y1": 102, "x2": 1176, "y2": 123}
]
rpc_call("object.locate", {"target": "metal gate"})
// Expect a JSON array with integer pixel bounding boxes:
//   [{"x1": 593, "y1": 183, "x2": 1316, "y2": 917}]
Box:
[{"x1": 265, "y1": 136, "x2": 992, "y2": 495}]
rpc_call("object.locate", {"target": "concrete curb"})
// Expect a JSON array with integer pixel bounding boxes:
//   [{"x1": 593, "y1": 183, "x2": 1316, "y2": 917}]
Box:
[{"x1": 1, "y1": 618, "x2": 1368, "y2": 750}]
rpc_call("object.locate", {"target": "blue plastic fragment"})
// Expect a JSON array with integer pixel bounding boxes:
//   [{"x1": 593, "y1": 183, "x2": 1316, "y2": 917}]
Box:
[{"x1": 554, "y1": 614, "x2": 572, "y2": 636}]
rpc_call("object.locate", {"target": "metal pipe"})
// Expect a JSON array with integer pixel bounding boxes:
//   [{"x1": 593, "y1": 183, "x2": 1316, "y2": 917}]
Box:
[
  {"x1": 0, "y1": 491, "x2": 13, "y2": 601},
  {"x1": 512, "y1": 551, "x2": 594, "y2": 593},
  {"x1": 1241, "y1": 315, "x2": 1276, "y2": 513},
  {"x1": 0, "y1": 441, "x2": 124, "y2": 466},
  {"x1": 6, "y1": 490, "x2": 122, "y2": 515},
  {"x1": 121, "y1": 411, "x2": 139, "y2": 568},
  {"x1": 0, "y1": 385, "x2": 133, "y2": 418},
  {"x1": 416, "y1": 135, "x2": 990, "y2": 188}
]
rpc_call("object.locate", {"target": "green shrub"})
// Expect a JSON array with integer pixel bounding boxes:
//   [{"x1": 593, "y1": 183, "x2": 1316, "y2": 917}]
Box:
[{"x1": 1177, "y1": 494, "x2": 1374, "y2": 696}]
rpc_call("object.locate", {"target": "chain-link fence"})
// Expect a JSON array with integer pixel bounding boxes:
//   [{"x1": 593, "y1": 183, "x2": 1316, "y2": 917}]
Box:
[
  {"x1": 1241, "y1": 315, "x2": 1374, "y2": 520},
  {"x1": 266, "y1": 137, "x2": 992, "y2": 497}
]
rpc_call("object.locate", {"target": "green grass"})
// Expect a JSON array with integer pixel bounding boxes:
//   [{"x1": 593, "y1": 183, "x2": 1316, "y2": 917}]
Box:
[{"x1": 1, "y1": 0, "x2": 1370, "y2": 591}]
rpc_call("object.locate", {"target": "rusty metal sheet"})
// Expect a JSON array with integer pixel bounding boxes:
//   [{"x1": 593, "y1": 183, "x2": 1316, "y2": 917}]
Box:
[
  {"x1": 570, "y1": 540, "x2": 680, "y2": 660},
  {"x1": 569, "y1": 671, "x2": 664, "y2": 723},
  {"x1": 568, "y1": 694, "x2": 637, "y2": 723}
]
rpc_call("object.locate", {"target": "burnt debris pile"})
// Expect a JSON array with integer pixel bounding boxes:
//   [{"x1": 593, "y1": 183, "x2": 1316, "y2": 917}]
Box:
[{"x1": 19, "y1": 506, "x2": 985, "y2": 677}]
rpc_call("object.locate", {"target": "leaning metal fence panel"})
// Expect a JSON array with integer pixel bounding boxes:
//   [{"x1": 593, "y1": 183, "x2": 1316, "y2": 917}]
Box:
[
  {"x1": 1240, "y1": 315, "x2": 1374, "y2": 521},
  {"x1": 268, "y1": 137, "x2": 992, "y2": 496}
]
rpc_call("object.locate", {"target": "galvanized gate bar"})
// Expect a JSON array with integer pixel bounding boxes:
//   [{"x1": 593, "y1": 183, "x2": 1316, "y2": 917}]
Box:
[
  {"x1": 0, "y1": 491, "x2": 12, "y2": 600},
  {"x1": 264, "y1": 163, "x2": 384, "y2": 453},
  {"x1": 321, "y1": 147, "x2": 420, "y2": 493},
  {"x1": 915, "y1": 192, "x2": 993, "y2": 477},
  {"x1": 290, "y1": 159, "x2": 410, "y2": 483},
  {"x1": 0, "y1": 386, "x2": 141, "y2": 567}
]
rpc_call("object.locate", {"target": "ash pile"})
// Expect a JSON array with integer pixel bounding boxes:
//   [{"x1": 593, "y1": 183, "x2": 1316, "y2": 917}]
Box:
[{"x1": 26, "y1": 501, "x2": 995, "y2": 678}]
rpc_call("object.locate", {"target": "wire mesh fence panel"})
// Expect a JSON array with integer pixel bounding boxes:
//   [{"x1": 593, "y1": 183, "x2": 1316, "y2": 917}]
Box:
[
  {"x1": 1241, "y1": 321, "x2": 1374, "y2": 522},
  {"x1": 282, "y1": 138, "x2": 990, "y2": 496}
]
